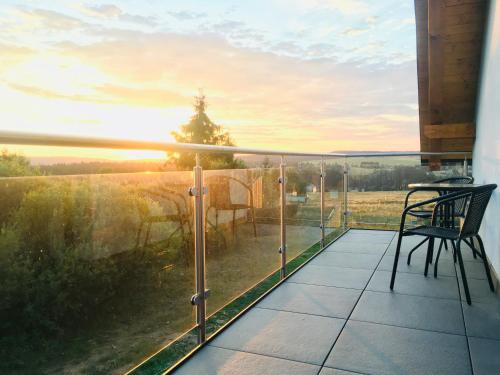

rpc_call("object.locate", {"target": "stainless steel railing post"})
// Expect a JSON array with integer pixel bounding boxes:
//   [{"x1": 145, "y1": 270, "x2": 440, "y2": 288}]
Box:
[
  {"x1": 343, "y1": 158, "x2": 349, "y2": 231},
  {"x1": 279, "y1": 156, "x2": 287, "y2": 279},
  {"x1": 190, "y1": 153, "x2": 207, "y2": 344},
  {"x1": 320, "y1": 158, "x2": 325, "y2": 248}
]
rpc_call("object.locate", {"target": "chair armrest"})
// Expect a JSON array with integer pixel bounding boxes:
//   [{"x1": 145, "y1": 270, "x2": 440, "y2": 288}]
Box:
[
  {"x1": 430, "y1": 191, "x2": 472, "y2": 225},
  {"x1": 404, "y1": 187, "x2": 444, "y2": 208},
  {"x1": 399, "y1": 190, "x2": 469, "y2": 232}
]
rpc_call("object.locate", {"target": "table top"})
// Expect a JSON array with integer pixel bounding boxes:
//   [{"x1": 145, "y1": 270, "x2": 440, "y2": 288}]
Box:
[{"x1": 407, "y1": 183, "x2": 483, "y2": 191}]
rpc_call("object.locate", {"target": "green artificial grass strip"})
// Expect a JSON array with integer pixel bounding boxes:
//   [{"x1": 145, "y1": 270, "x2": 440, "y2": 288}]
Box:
[{"x1": 130, "y1": 229, "x2": 342, "y2": 375}]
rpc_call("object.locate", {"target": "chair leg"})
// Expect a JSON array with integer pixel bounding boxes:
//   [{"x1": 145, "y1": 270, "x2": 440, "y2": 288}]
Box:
[
  {"x1": 456, "y1": 240, "x2": 472, "y2": 305},
  {"x1": 251, "y1": 206, "x2": 257, "y2": 237},
  {"x1": 443, "y1": 239, "x2": 448, "y2": 251},
  {"x1": 232, "y1": 209, "x2": 236, "y2": 238},
  {"x1": 144, "y1": 222, "x2": 152, "y2": 247},
  {"x1": 407, "y1": 237, "x2": 429, "y2": 265},
  {"x1": 390, "y1": 232, "x2": 404, "y2": 290},
  {"x1": 476, "y1": 235, "x2": 495, "y2": 291},
  {"x1": 464, "y1": 238, "x2": 481, "y2": 259},
  {"x1": 424, "y1": 237, "x2": 434, "y2": 277},
  {"x1": 434, "y1": 239, "x2": 444, "y2": 278},
  {"x1": 135, "y1": 222, "x2": 144, "y2": 249},
  {"x1": 451, "y1": 239, "x2": 457, "y2": 263}
]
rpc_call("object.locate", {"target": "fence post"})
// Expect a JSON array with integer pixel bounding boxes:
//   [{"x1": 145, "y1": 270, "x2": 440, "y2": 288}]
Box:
[
  {"x1": 279, "y1": 156, "x2": 287, "y2": 279},
  {"x1": 343, "y1": 158, "x2": 349, "y2": 231},
  {"x1": 320, "y1": 158, "x2": 325, "y2": 248},
  {"x1": 190, "y1": 153, "x2": 207, "y2": 344}
]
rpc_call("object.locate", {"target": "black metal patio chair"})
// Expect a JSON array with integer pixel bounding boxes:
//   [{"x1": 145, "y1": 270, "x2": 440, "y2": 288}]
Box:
[
  {"x1": 390, "y1": 184, "x2": 497, "y2": 304},
  {"x1": 403, "y1": 176, "x2": 474, "y2": 261}
]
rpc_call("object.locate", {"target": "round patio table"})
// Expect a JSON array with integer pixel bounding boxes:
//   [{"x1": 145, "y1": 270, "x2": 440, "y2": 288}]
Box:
[{"x1": 407, "y1": 183, "x2": 483, "y2": 191}]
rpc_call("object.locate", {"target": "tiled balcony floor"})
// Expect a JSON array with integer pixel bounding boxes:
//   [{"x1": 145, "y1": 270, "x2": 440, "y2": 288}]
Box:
[{"x1": 175, "y1": 230, "x2": 500, "y2": 375}]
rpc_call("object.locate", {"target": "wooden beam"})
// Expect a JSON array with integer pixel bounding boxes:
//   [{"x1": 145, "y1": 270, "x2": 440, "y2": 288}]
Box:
[
  {"x1": 427, "y1": 0, "x2": 445, "y2": 167},
  {"x1": 428, "y1": 0, "x2": 445, "y2": 125},
  {"x1": 423, "y1": 123, "x2": 475, "y2": 138}
]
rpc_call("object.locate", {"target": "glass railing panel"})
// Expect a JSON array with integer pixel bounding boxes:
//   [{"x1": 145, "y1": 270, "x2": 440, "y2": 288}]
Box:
[
  {"x1": 203, "y1": 156, "x2": 281, "y2": 336},
  {"x1": 285, "y1": 157, "x2": 322, "y2": 262},
  {"x1": 346, "y1": 155, "x2": 469, "y2": 230},
  {"x1": 324, "y1": 157, "x2": 345, "y2": 238},
  {"x1": 0, "y1": 167, "x2": 196, "y2": 374}
]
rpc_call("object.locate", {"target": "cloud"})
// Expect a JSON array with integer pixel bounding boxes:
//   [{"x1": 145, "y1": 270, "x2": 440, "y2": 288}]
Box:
[
  {"x1": 15, "y1": 8, "x2": 86, "y2": 31},
  {"x1": 210, "y1": 20, "x2": 246, "y2": 34},
  {"x1": 284, "y1": 0, "x2": 372, "y2": 15},
  {"x1": 94, "y1": 84, "x2": 189, "y2": 107},
  {"x1": 342, "y1": 27, "x2": 369, "y2": 37},
  {"x1": 365, "y1": 16, "x2": 379, "y2": 25},
  {"x1": 167, "y1": 10, "x2": 207, "y2": 20},
  {"x1": 49, "y1": 31, "x2": 418, "y2": 150},
  {"x1": 1, "y1": 0, "x2": 419, "y2": 152},
  {"x1": 80, "y1": 4, "x2": 122, "y2": 19},
  {"x1": 78, "y1": 4, "x2": 157, "y2": 26},
  {"x1": 119, "y1": 13, "x2": 157, "y2": 26},
  {"x1": 4, "y1": 82, "x2": 101, "y2": 102}
]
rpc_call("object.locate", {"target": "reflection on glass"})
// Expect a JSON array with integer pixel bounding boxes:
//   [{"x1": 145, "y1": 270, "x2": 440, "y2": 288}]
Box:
[
  {"x1": 204, "y1": 163, "x2": 281, "y2": 319},
  {"x1": 0, "y1": 172, "x2": 196, "y2": 374},
  {"x1": 286, "y1": 159, "x2": 322, "y2": 261}
]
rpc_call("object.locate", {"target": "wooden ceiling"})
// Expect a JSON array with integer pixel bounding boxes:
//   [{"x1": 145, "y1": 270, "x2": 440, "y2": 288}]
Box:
[{"x1": 415, "y1": 0, "x2": 488, "y2": 164}]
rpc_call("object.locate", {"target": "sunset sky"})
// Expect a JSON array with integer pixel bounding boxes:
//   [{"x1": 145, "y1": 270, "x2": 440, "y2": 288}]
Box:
[{"x1": 0, "y1": 0, "x2": 418, "y2": 159}]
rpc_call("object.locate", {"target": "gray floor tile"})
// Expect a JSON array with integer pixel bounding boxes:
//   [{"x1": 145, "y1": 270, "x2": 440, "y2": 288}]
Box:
[
  {"x1": 347, "y1": 229, "x2": 395, "y2": 239},
  {"x1": 209, "y1": 307, "x2": 344, "y2": 365},
  {"x1": 175, "y1": 346, "x2": 320, "y2": 375},
  {"x1": 462, "y1": 300, "x2": 500, "y2": 340},
  {"x1": 367, "y1": 270, "x2": 460, "y2": 300},
  {"x1": 460, "y1": 260, "x2": 489, "y2": 280},
  {"x1": 325, "y1": 320, "x2": 471, "y2": 375},
  {"x1": 378, "y1": 254, "x2": 456, "y2": 277},
  {"x1": 458, "y1": 277, "x2": 499, "y2": 304},
  {"x1": 336, "y1": 233, "x2": 394, "y2": 244},
  {"x1": 468, "y1": 337, "x2": 500, "y2": 375},
  {"x1": 311, "y1": 252, "x2": 382, "y2": 270},
  {"x1": 459, "y1": 239, "x2": 484, "y2": 263},
  {"x1": 288, "y1": 264, "x2": 373, "y2": 289},
  {"x1": 351, "y1": 290, "x2": 464, "y2": 335},
  {"x1": 325, "y1": 241, "x2": 388, "y2": 255},
  {"x1": 319, "y1": 368, "x2": 361, "y2": 375},
  {"x1": 258, "y1": 283, "x2": 361, "y2": 319}
]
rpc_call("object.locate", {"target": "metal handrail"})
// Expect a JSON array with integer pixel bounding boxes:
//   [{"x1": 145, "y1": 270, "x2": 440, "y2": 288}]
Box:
[{"x1": 0, "y1": 130, "x2": 471, "y2": 158}]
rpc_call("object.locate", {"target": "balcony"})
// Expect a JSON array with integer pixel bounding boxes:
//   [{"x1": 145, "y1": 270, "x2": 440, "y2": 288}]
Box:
[
  {"x1": 175, "y1": 229, "x2": 500, "y2": 375},
  {"x1": 0, "y1": 132, "x2": 498, "y2": 375}
]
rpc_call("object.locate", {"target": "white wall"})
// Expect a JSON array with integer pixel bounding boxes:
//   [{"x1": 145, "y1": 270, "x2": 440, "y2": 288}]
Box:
[{"x1": 473, "y1": 0, "x2": 500, "y2": 276}]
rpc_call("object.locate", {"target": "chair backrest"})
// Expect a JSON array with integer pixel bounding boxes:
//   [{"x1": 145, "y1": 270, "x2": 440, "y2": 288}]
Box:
[
  {"x1": 460, "y1": 184, "x2": 497, "y2": 238},
  {"x1": 434, "y1": 176, "x2": 474, "y2": 216}
]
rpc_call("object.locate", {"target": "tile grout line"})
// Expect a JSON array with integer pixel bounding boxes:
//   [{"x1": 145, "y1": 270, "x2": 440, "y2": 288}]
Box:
[
  {"x1": 304, "y1": 263, "x2": 383, "y2": 271},
  {"x1": 315, "y1": 231, "x2": 397, "y2": 375},
  {"x1": 454, "y1": 246, "x2": 475, "y2": 375},
  {"x1": 347, "y1": 318, "x2": 466, "y2": 338},
  {"x1": 285, "y1": 280, "x2": 366, "y2": 291},
  {"x1": 321, "y1": 365, "x2": 372, "y2": 375},
  {"x1": 255, "y1": 306, "x2": 350, "y2": 320},
  {"x1": 205, "y1": 344, "x2": 324, "y2": 369}
]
